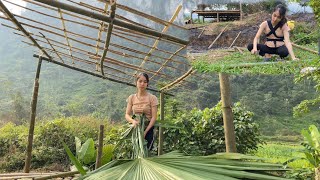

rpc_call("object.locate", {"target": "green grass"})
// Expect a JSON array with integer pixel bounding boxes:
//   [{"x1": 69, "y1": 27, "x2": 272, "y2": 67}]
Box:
[
  {"x1": 251, "y1": 143, "x2": 312, "y2": 169},
  {"x1": 192, "y1": 45, "x2": 320, "y2": 75}
]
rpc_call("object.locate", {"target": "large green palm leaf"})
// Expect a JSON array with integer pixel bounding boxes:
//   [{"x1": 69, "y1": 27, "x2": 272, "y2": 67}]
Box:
[{"x1": 80, "y1": 115, "x2": 290, "y2": 180}]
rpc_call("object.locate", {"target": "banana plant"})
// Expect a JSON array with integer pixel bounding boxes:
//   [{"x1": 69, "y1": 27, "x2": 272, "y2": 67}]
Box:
[
  {"x1": 63, "y1": 137, "x2": 115, "y2": 175},
  {"x1": 79, "y1": 115, "x2": 290, "y2": 180}
]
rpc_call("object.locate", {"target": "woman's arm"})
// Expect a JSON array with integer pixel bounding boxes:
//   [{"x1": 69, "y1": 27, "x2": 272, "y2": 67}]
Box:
[
  {"x1": 252, "y1": 22, "x2": 266, "y2": 54},
  {"x1": 144, "y1": 105, "x2": 157, "y2": 137},
  {"x1": 125, "y1": 96, "x2": 139, "y2": 127},
  {"x1": 283, "y1": 25, "x2": 297, "y2": 60}
]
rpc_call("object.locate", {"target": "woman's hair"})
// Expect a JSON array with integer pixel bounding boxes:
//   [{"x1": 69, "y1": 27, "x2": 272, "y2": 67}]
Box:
[
  {"x1": 274, "y1": 4, "x2": 287, "y2": 28},
  {"x1": 136, "y1": 73, "x2": 149, "y2": 86}
]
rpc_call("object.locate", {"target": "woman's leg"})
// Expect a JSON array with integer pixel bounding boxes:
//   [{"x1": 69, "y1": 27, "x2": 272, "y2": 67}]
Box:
[
  {"x1": 247, "y1": 44, "x2": 271, "y2": 57},
  {"x1": 145, "y1": 126, "x2": 154, "y2": 150},
  {"x1": 276, "y1": 45, "x2": 289, "y2": 58}
]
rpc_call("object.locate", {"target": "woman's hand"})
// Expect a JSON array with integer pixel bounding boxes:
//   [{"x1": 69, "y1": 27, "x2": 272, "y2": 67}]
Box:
[
  {"x1": 251, "y1": 48, "x2": 258, "y2": 54},
  {"x1": 292, "y1": 57, "x2": 299, "y2": 61},
  {"x1": 143, "y1": 130, "x2": 147, "y2": 138},
  {"x1": 132, "y1": 120, "x2": 139, "y2": 127}
]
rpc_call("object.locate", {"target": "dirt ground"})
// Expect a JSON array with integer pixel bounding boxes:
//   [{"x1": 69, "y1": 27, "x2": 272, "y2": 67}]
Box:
[{"x1": 187, "y1": 12, "x2": 316, "y2": 53}]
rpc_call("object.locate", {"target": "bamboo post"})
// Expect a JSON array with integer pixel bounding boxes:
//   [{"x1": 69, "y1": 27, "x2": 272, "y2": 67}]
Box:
[
  {"x1": 24, "y1": 56, "x2": 43, "y2": 173},
  {"x1": 318, "y1": 38, "x2": 320, "y2": 56},
  {"x1": 99, "y1": 0, "x2": 116, "y2": 76},
  {"x1": 219, "y1": 73, "x2": 237, "y2": 153},
  {"x1": 229, "y1": 31, "x2": 241, "y2": 48},
  {"x1": 95, "y1": 125, "x2": 104, "y2": 169},
  {"x1": 240, "y1": 0, "x2": 243, "y2": 21},
  {"x1": 208, "y1": 25, "x2": 228, "y2": 49},
  {"x1": 191, "y1": 11, "x2": 193, "y2": 24},
  {"x1": 158, "y1": 91, "x2": 165, "y2": 156}
]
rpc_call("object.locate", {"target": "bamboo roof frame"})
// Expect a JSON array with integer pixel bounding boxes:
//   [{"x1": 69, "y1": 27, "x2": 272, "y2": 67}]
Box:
[{"x1": 0, "y1": 0, "x2": 196, "y2": 93}]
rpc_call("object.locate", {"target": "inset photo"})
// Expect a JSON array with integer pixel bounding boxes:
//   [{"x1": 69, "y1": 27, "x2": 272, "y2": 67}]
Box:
[{"x1": 183, "y1": 0, "x2": 319, "y2": 74}]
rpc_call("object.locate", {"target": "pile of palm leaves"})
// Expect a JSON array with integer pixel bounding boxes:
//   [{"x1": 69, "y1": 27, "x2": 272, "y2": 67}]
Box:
[{"x1": 79, "y1": 115, "x2": 290, "y2": 180}]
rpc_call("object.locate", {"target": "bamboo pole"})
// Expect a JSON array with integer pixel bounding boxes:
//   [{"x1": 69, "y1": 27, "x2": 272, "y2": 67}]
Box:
[
  {"x1": 219, "y1": 73, "x2": 237, "y2": 153},
  {"x1": 158, "y1": 91, "x2": 164, "y2": 156},
  {"x1": 33, "y1": 54, "x2": 173, "y2": 96},
  {"x1": 24, "y1": 56, "x2": 43, "y2": 173},
  {"x1": 0, "y1": 0, "x2": 51, "y2": 59},
  {"x1": 234, "y1": 46, "x2": 244, "y2": 54},
  {"x1": 229, "y1": 31, "x2": 241, "y2": 48},
  {"x1": 100, "y1": 0, "x2": 116, "y2": 76},
  {"x1": 95, "y1": 125, "x2": 104, "y2": 169},
  {"x1": 32, "y1": 0, "x2": 188, "y2": 45},
  {"x1": 240, "y1": 0, "x2": 243, "y2": 21},
  {"x1": 39, "y1": 32, "x2": 64, "y2": 63},
  {"x1": 292, "y1": 43, "x2": 318, "y2": 54},
  {"x1": 160, "y1": 68, "x2": 193, "y2": 91},
  {"x1": 208, "y1": 25, "x2": 228, "y2": 49},
  {"x1": 22, "y1": 31, "x2": 184, "y2": 72},
  {"x1": 137, "y1": 4, "x2": 182, "y2": 72},
  {"x1": 57, "y1": 7, "x2": 75, "y2": 64},
  {"x1": 23, "y1": 38, "x2": 184, "y2": 84},
  {"x1": 1, "y1": 13, "x2": 187, "y2": 65},
  {"x1": 15, "y1": 0, "x2": 179, "y2": 45},
  {"x1": 97, "y1": 0, "x2": 187, "y2": 30},
  {"x1": 77, "y1": 1, "x2": 153, "y2": 30},
  {"x1": 34, "y1": 171, "x2": 80, "y2": 180},
  {"x1": 95, "y1": 3, "x2": 108, "y2": 71},
  {"x1": 197, "y1": 27, "x2": 206, "y2": 39},
  {"x1": 150, "y1": 45, "x2": 187, "y2": 80}
]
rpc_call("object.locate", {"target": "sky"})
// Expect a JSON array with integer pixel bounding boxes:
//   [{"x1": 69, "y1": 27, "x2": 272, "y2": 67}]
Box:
[{"x1": 1, "y1": 0, "x2": 26, "y2": 15}]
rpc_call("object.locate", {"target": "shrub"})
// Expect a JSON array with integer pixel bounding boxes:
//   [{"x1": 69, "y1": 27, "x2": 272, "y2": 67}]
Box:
[{"x1": 163, "y1": 102, "x2": 263, "y2": 155}]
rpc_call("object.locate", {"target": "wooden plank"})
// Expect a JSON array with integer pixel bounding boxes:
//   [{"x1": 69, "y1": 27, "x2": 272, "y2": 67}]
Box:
[{"x1": 208, "y1": 25, "x2": 228, "y2": 49}]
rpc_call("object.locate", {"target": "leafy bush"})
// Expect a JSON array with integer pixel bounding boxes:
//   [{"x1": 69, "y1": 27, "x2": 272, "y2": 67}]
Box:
[
  {"x1": 0, "y1": 116, "x2": 121, "y2": 172},
  {"x1": 163, "y1": 102, "x2": 262, "y2": 155}
]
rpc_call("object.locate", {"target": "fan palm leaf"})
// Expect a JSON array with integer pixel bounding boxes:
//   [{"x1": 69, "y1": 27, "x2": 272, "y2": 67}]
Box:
[{"x1": 80, "y1": 115, "x2": 290, "y2": 180}]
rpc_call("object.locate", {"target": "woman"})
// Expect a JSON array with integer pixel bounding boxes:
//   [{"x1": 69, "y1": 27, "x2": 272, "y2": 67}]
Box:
[
  {"x1": 125, "y1": 73, "x2": 158, "y2": 150},
  {"x1": 247, "y1": 4, "x2": 298, "y2": 61}
]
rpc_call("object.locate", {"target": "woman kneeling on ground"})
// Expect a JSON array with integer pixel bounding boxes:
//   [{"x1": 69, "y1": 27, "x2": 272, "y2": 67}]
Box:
[{"x1": 247, "y1": 4, "x2": 298, "y2": 61}]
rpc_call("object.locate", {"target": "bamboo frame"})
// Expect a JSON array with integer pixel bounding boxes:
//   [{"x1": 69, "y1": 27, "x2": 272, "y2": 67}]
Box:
[
  {"x1": 137, "y1": 4, "x2": 182, "y2": 71},
  {"x1": 229, "y1": 31, "x2": 241, "y2": 48},
  {"x1": 33, "y1": 54, "x2": 174, "y2": 95},
  {"x1": 160, "y1": 68, "x2": 194, "y2": 91},
  {"x1": 208, "y1": 25, "x2": 229, "y2": 49},
  {"x1": 32, "y1": 0, "x2": 188, "y2": 45},
  {"x1": 0, "y1": 1, "x2": 197, "y2": 173},
  {"x1": 99, "y1": 0, "x2": 116, "y2": 75},
  {"x1": 57, "y1": 6, "x2": 75, "y2": 64},
  {"x1": 97, "y1": 0, "x2": 187, "y2": 31},
  {"x1": 24, "y1": 56, "x2": 43, "y2": 173},
  {"x1": 0, "y1": 1, "x2": 51, "y2": 59}
]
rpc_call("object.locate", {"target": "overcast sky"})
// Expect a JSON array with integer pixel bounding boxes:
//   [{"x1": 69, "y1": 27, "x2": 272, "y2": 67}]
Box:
[{"x1": 1, "y1": 0, "x2": 26, "y2": 15}]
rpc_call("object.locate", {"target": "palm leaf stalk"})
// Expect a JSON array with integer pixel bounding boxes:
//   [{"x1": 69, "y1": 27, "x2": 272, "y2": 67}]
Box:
[{"x1": 80, "y1": 115, "x2": 290, "y2": 180}]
